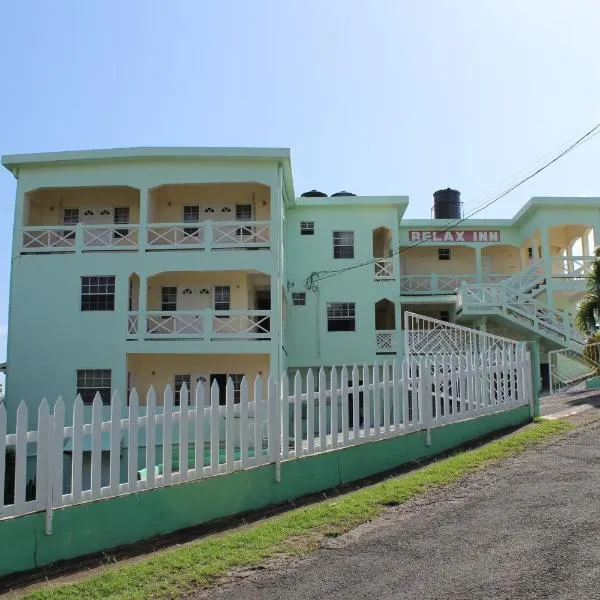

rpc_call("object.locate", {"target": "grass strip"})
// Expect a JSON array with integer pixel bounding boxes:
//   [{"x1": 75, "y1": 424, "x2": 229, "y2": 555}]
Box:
[{"x1": 24, "y1": 418, "x2": 572, "y2": 600}]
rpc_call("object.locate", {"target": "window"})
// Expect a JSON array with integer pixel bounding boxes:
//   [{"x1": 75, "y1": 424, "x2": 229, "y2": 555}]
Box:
[
  {"x1": 333, "y1": 231, "x2": 354, "y2": 259},
  {"x1": 327, "y1": 302, "x2": 356, "y2": 332},
  {"x1": 528, "y1": 247, "x2": 533, "y2": 260},
  {"x1": 235, "y1": 204, "x2": 253, "y2": 236},
  {"x1": 229, "y1": 374, "x2": 244, "y2": 404},
  {"x1": 300, "y1": 221, "x2": 314, "y2": 236},
  {"x1": 438, "y1": 248, "x2": 451, "y2": 261},
  {"x1": 174, "y1": 374, "x2": 191, "y2": 406},
  {"x1": 81, "y1": 276, "x2": 115, "y2": 311},
  {"x1": 183, "y1": 205, "x2": 200, "y2": 236},
  {"x1": 161, "y1": 286, "x2": 177, "y2": 311},
  {"x1": 235, "y1": 204, "x2": 252, "y2": 221},
  {"x1": 76, "y1": 369, "x2": 111, "y2": 405},
  {"x1": 214, "y1": 286, "x2": 231, "y2": 311},
  {"x1": 63, "y1": 208, "x2": 80, "y2": 225},
  {"x1": 292, "y1": 292, "x2": 306, "y2": 306},
  {"x1": 440, "y1": 310, "x2": 450, "y2": 322},
  {"x1": 113, "y1": 207, "x2": 130, "y2": 238},
  {"x1": 63, "y1": 208, "x2": 79, "y2": 239}
]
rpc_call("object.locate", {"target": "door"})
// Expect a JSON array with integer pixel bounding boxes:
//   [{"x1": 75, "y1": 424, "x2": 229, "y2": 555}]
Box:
[
  {"x1": 255, "y1": 290, "x2": 271, "y2": 334},
  {"x1": 81, "y1": 207, "x2": 113, "y2": 246},
  {"x1": 176, "y1": 286, "x2": 205, "y2": 334},
  {"x1": 210, "y1": 374, "x2": 227, "y2": 405}
]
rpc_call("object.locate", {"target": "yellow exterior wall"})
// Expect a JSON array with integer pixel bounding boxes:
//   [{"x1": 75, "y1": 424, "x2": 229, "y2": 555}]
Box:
[
  {"x1": 400, "y1": 246, "x2": 476, "y2": 275},
  {"x1": 149, "y1": 183, "x2": 270, "y2": 223},
  {"x1": 126, "y1": 353, "x2": 270, "y2": 403},
  {"x1": 26, "y1": 187, "x2": 140, "y2": 225},
  {"x1": 481, "y1": 245, "x2": 522, "y2": 273},
  {"x1": 146, "y1": 271, "x2": 267, "y2": 311}
]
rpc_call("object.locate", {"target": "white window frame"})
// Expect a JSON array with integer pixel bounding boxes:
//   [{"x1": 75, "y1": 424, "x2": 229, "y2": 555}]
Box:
[
  {"x1": 327, "y1": 302, "x2": 356, "y2": 332},
  {"x1": 76, "y1": 369, "x2": 112, "y2": 405},
  {"x1": 300, "y1": 221, "x2": 315, "y2": 235},
  {"x1": 292, "y1": 292, "x2": 306, "y2": 306},
  {"x1": 333, "y1": 231, "x2": 355, "y2": 259},
  {"x1": 438, "y1": 248, "x2": 451, "y2": 261}
]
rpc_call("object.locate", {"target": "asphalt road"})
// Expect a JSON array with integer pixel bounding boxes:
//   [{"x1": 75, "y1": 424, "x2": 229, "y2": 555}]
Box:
[{"x1": 194, "y1": 408, "x2": 600, "y2": 599}]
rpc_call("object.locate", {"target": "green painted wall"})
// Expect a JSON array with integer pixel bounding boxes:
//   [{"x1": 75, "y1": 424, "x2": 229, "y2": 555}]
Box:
[{"x1": 0, "y1": 406, "x2": 530, "y2": 578}]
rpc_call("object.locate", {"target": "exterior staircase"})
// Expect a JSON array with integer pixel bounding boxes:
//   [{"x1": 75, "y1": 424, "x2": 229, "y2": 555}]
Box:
[{"x1": 456, "y1": 260, "x2": 585, "y2": 352}]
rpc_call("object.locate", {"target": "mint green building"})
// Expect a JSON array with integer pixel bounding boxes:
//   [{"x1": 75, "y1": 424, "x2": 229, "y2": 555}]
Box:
[{"x1": 1, "y1": 147, "x2": 597, "y2": 426}]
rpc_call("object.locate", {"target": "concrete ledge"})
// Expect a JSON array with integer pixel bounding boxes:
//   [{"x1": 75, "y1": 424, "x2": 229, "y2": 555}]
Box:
[{"x1": 0, "y1": 406, "x2": 530, "y2": 577}]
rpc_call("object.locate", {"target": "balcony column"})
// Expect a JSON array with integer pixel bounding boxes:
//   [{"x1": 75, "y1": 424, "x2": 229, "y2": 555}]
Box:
[
  {"x1": 475, "y1": 246, "x2": 483, "y2": 283},
  {"x1": 138, "y1": 275, "x2": 147, "y2": 340},
  {"x1": 565, "y1": 241, "x2": 573, "y2": 276},
  {"x1": 139, "y1": 187, "x2": 148, "y2": 252},
  {"x1": 540, "y1": 228, "x2": 553, "y2": 308},
  {"x1": 582, "y1": 233, "x2": 592, "y2": 274}
]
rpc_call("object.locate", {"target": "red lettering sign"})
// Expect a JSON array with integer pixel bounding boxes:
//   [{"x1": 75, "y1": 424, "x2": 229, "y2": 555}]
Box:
[{"x1": 408, "y1": 230, "x2": 501, "y2": 243}]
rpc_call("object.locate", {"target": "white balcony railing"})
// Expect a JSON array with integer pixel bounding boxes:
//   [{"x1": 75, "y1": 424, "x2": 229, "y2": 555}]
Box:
[
  {"x1": 132, "y1": 310, "x2": 272, "y2": 340},
  {"x1": 82, "y1": 225, "x2": 139, "y2": 250},
  {"x1": 374, "y1": 257, "x2": 394, "y2": 279},
  {"x1": 21, "y1": 221, "x2": 271, "y2": 254},
  {"x1": 375, "y1": 330, "x2": 396, "y2": 353},
  {"x1": 400, "y1": 275, "x2": 479, "y2": 294},
  {"x1": 22, "y1": 226, "x2": 76, "y2": 252},
  {"x1": 146, "y1": 224, "x2": 206, "y2": 249}
]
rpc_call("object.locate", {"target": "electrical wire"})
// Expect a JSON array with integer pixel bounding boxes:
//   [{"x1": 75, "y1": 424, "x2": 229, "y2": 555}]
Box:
[{"x1": 304, "y1": 119, "x2": 600, "y2": 291}]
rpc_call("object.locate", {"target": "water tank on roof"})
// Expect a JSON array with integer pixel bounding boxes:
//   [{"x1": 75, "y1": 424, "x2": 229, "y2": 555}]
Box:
[
  {"x1": 300, "y1": 189, "x2": 328, "y2": 197},
  {"x1": 331, "y1": 190, "x2": 356, "y2": 197},
  {"x1": 432, "y1": 188, "x2": 462, "y2": 219}
]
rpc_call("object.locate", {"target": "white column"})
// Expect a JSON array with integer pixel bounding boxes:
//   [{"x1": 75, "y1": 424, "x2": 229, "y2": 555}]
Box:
[
  {"x1": 475, "y1": 246, "x2": 483, "y2": 283},
  {"x1": 139, "y1": 187, "x2": 148, "y2": 252},
  {"x1": 138, "y1": 275, "x2": 147, "y2": 341},
  {"x1": 540, "y1": 228, "x2": 553, "y2": 308}
]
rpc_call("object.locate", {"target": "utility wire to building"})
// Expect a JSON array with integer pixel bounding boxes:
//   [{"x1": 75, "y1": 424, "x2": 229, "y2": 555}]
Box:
[{"x1": 305, "y1": 120, "x2": 600, "y2": 292}]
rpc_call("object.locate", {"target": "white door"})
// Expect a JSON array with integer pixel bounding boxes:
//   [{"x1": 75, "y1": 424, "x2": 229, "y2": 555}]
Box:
[
  {"x1": 482, "y1": 256, "x2": 494, "y2": 276},
  {"x1": 81, "y1": 207, "x2": 113, "y2": 246},
  {"x1": 176, "y1": 285, "x2": 211, "y2": 334}
]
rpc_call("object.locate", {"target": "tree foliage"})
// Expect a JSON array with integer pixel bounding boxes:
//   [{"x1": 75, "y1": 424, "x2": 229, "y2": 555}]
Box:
[{"x1": 576, "y1": 247, "x2": 600, "y2": 336}]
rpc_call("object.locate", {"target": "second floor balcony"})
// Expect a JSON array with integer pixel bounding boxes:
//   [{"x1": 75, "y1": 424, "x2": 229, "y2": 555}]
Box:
[{"x1": 19, "y1": 183, "x2": 272, "y2": 255}]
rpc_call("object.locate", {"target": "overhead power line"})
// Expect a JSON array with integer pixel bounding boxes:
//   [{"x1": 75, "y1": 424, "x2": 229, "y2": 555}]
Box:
[{"x1": 304, "y1": 119, "x2": 600, "y2": 291}]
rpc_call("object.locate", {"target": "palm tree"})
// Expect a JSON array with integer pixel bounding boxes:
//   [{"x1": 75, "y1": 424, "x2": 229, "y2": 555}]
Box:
[{"x1": 576, "y1": 247, "x2": 600, "y2": 336}]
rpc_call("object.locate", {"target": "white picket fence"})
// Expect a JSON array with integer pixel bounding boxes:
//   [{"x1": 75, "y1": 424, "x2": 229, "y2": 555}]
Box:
[{"x1": 1, "y1": 349, "x2": 532, "y2": 532}]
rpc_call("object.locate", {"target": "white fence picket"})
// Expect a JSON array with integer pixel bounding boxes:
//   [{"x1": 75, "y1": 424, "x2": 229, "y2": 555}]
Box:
[
  {"x1": 194, "y1": 382, "x2": 205, "y2": 478},
  {"x1": 253, "y1": 375, "x2": 263, "y2": 465},
  {"x1": 293, "y1": 371, "x2": 303, "y2": 458},
  {"x1": 210, "y1": 381, "x2": 220, "y2": 474},
  {"x1": 281, "y1": 373, "x2": 290, "y2": 459},
  {"x1": 372, "y1": 362, "x2": 381, "y2": 439},
  {"x1": 163, "y1": 385, "x2": 173, "y2": 485},
  {"x1": 351, "y1": 365, "x2": 360, "y2": 443},
  {"x1": 146, "y1": 387, "x2": 156, "y2": 489},
  {"x1": 363, "y1": 364, "x2": 371, "y2": 439},
  {"x1": 128, "y1": 390, "x2": 139, "y2": 491},
  {"x1": 341, "y1": 366, "x2": 349, "y2": 446},
  {"x1": 226, "y1": 379, "x2": 235, "y2": 473},
  {"x1": 14, "y1": 402, "x2": 27, "y2": 514},
  {"x1": 330, "y1": 367, "x2": 338, "y2": 449},
  {"x1": 90, "y1": 395, "x2": 102, "y2": 500},
  {"x1": 306, "y1": 369, "x2": 315, "y2": 454},
  {"x1": 36, "y1": 399, "x2": 50, "y2": 510},
  {"x1": 318, "y1": 368, "x2": 327, "y2": 451},
  {"x1": 382, "y1": 361, "x2": 390, "y2": 435},
  {"x1": 110, "y1": 391, "x2": 121, "y2": 495},
  {"x1": 179, "y1": 384, "x2": 189, "y2": 482},
  {"x1": 240, "y1": 377, "x2": 250, "y2": 468}
]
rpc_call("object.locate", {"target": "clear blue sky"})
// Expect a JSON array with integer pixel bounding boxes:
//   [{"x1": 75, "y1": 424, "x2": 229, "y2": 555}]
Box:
[{"x1": 1, "y1": 0, "x2": 600, "y2": 375}]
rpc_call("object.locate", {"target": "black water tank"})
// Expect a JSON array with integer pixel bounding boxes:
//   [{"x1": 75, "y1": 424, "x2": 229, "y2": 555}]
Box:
[
  {"x1": 300, "y1": 189, "x2": 328, "y2": 197},
  {"x1": 331, "y1": 190, "x2": 357, "y2": 197},
  {"x1": 433, "y1": 188, "x2": 462, "y2": 219}
]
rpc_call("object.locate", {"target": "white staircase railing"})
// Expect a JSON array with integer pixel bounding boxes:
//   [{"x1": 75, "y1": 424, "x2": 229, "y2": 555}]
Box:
[
  {"x1": 549, "y1": 342, "x2": 600, "y2": 394},
  {"x1": 503, "y1": 260, "x2": 546, "y2": 296},
  {"x1": 457, "y1": 281, "x2": 584, "y2": 350}
]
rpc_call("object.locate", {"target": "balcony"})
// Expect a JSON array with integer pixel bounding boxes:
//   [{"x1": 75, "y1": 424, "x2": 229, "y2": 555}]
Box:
[
  {"x1": 21, "y1": 221, "x2": 271, "y2": 254},
  {"x1": 127, "y1": 310, "x2": 271, "y2": 341},
  {"x1": 374, "y1": 258, "x2": 394, "y2": 280}
]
